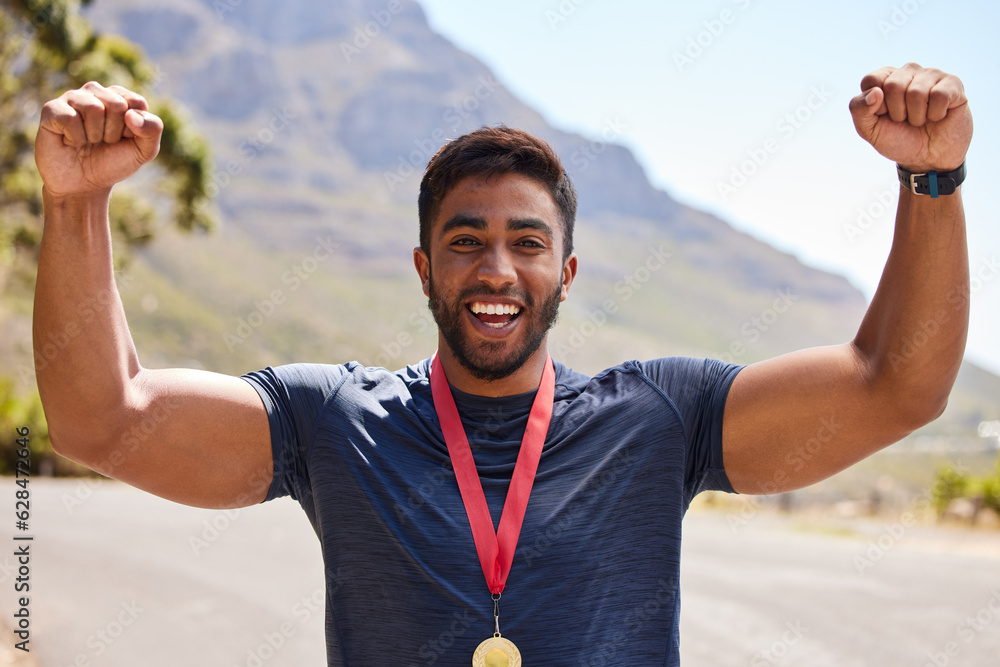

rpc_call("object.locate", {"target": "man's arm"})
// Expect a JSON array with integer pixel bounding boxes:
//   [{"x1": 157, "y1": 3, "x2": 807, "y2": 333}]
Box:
[
  {"x1": 33, "y1": 82, "x2": 272, "y2": 509},
  {"x1": 722, "y1": 64, "x2": 973, "y2": 494}
]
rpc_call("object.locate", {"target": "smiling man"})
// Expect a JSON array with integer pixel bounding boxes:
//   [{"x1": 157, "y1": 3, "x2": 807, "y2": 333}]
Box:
[
  {"x1": 33, "y1": 62, "x2": 971, "y2": 666},
  {"x1": 416, "y1": 141, "x2": 578, "y2": 397}
]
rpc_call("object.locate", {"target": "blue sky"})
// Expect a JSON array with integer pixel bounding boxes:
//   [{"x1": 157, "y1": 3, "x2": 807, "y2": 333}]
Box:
[{"x1": 417, "y1": 0, "x2": 1000, "y2": 376}]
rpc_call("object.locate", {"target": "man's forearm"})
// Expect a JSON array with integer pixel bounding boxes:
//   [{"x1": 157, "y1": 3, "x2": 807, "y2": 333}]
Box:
[
  {"x1": 853, "y1": 185, "x2": 969, "y2": 425},
  {"x1": 33, "y1": 188, "x2": 141, "y2": 452}
]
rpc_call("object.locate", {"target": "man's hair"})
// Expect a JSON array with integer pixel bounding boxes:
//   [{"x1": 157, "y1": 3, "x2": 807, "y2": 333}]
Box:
[{"x1": 418, "y1": 126, "x2": 577, "y2": 261}]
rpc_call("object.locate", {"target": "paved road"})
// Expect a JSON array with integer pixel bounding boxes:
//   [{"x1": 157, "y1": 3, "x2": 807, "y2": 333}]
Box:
[
  {"x1": 3, "y1": 480, "x2": 999, "y2": 666},
  {"x1": 680, "y1": 507, "x2": 1000, "y2": 666}
]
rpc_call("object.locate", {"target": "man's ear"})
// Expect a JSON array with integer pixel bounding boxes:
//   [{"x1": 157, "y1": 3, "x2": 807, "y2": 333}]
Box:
[
  {"x1": 414, "y1": 247, "x2": 431, "y2": 297},
  {"x1": 560, "y1": 253, "x2": 578, "y2": 302}
]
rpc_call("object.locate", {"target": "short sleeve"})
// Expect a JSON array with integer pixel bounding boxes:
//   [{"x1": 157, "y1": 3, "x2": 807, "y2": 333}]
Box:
[
  {"x1": 639, "y1": 357, "x2": 744, "y2": 503},
  {"x1": 241, "y1": 363, "x2": 349, "y2": 504}
]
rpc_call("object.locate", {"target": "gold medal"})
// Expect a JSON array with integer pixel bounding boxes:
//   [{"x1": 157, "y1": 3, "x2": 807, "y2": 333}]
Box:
[{"x1": 472, "y1": 635, "x2": 521, "y2": 667}]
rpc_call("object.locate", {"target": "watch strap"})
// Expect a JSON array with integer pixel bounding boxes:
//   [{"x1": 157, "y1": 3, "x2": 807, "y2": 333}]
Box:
[{"x1": 896, "y1": 162, "x2": 966, "y2": 197}]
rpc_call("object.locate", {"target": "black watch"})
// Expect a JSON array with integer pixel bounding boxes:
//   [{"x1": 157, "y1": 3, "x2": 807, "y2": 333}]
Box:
[{"x1": 896, "y1": 162, "x2": 966, "y2": 197}]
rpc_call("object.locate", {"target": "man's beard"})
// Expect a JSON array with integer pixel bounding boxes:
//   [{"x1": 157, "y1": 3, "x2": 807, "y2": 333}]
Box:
[{"x1": 428, "y1": 275, "x2": 562, "y2": 383}]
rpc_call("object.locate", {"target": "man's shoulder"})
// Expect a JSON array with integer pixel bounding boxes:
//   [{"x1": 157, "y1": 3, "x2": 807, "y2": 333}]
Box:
[
  {"x1": 552, "y1": 356, "x2": 742, "y2": 403},
  {"x1": 553, "y1": 356, "x2": 723, "y2": 386},
  {"x1": 243, "y1": 359, "x2": 433, "y2": 407},
  {"x1": 253, "y1": 358, "x2": 431, "y2": 382},
  {"x1": 550, "y1": 358, "x2": 658, "y2": 405}
]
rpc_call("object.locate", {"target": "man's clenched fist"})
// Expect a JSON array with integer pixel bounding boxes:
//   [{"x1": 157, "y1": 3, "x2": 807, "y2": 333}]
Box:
[
  {"x1": 849, "y1": 63, "x2": 972, "y2": 174},
  {"x1": 35, "y1": 81, "x2": 163, "y2": 198}
]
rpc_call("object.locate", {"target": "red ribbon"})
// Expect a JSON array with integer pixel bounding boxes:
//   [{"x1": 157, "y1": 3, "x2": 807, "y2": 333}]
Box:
[{"x1": 430, "y1": 353, "x2": 555, "y2": 594}]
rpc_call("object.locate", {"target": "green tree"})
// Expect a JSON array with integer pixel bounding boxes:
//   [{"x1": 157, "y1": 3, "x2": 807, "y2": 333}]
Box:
[
  {"x1": 930, "y1": 455, "x2": 1000, "y2": 528},
  {"x1": 1, "y1": 0, "x2": 215, "y2": 473},
  {"x1": 930, "y1": 463, "x2": 969, "y2": 518},
  {"x1": 978, "y1": 454, "x2": 1000, "y2": 516}
]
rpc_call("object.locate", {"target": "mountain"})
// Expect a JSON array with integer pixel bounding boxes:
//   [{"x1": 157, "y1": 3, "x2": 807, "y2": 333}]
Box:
[{"x1": 15, "y1": 0, "x2": 992, "y2": 438}]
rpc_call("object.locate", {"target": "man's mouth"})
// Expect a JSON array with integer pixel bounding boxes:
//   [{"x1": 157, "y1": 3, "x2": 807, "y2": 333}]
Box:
[{"x1": 468, "y1": 301, "x2": 522, "y2": 329}]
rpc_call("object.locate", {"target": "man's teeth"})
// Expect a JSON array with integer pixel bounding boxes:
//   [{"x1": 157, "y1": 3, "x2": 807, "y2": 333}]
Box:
[{"x1": 470, "y1": 302, "x2": 521, "y2": 316}]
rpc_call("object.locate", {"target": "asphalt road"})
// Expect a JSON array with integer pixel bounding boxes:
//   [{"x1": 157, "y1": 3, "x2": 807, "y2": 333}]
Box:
[{"x1": 3, "y1": 479, "x2": 999, "y2": 666}]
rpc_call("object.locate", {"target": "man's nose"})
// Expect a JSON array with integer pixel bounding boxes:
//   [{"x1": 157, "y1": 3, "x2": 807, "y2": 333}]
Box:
[{"x1": 476, "y1": 245, "x2": 517, "y2": 289}]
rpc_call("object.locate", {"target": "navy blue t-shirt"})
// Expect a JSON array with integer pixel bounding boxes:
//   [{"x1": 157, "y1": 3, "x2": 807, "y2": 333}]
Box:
[{"x1": 243, "y1": 357, "x2": 741, "y2": 666}]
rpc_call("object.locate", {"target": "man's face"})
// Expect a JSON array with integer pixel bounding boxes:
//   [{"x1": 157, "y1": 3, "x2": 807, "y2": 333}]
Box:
[{"x1": 414, "y1": 173, "x2": 577, "y2": 382}]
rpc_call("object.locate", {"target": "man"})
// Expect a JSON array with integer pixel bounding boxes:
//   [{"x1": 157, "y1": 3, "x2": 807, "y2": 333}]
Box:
[{"x1": 34, "y1": 63, "x2": 971, "y2": 665}]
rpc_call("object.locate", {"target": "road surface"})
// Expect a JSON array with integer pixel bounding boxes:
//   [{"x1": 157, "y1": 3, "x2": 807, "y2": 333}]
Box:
[{"x1": 2, "y1": 479, "x2": 999, "y2": 666}]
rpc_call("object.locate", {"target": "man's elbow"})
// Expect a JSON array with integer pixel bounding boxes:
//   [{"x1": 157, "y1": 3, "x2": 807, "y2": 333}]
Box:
[
  {"x1": 889, "y1": 391, "x2": 950, "y2": 435},
  {"x1": 46, "y1": 399, "x2": 139, "y2": 477},
  {"x1": 863, "y1": 350, "x2": 958, "y2": 434},
  {"x1": 48, "y1": 426, "x2": 117, "y2": 476},
  {"x1": 42, "y1": 375, "x2": 146, "y2": 473}
]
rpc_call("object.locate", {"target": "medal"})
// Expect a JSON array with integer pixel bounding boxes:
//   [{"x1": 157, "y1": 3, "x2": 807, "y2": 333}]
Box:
[
  {"x1": 472, "y1": 636, "x2": 521, "y2": 666},
  {"x1": 430, "y1": 352, "x2": 555, "y2": 666}
]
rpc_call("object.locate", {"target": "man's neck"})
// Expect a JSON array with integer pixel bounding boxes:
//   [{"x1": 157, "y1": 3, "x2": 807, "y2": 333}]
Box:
[{"x1": 435, "y1": 339, "x2": 549, "y2": 398}]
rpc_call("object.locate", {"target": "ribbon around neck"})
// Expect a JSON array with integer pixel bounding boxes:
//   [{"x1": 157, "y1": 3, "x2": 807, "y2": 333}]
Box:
[{"x1": 429, "y1": 352, "x2": 555, "y2": 594}]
